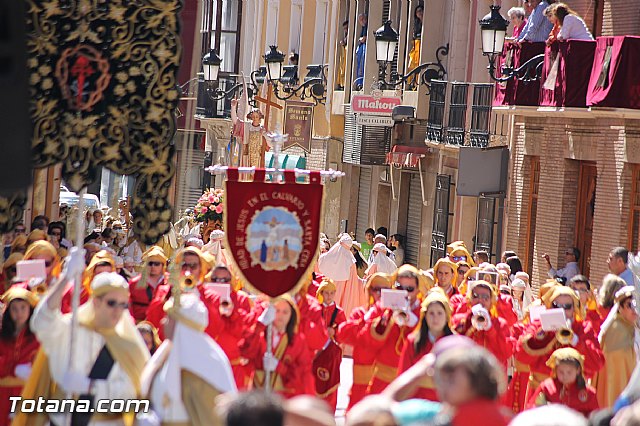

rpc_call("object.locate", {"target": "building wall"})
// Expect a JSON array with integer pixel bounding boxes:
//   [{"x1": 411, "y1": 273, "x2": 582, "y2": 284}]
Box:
[
  {"x1": 506, "y1": 113, "x2": 640, "y2": 288},
  {"x1": 601, "y1": 0, "x2": 640, "y2": 36}
]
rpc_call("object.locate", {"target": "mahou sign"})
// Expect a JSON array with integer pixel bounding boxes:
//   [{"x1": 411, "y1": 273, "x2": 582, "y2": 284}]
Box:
[
  {"x1": 351, "y1": 94, "x2": 402, "y2": 116},
  {"x1": 224, "y1": 168, "x2": 323, "y2": 298}
]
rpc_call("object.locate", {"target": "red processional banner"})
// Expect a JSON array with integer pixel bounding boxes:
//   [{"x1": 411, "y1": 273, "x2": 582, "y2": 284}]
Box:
[{"x1": 223, "y1": 168, "x2": 324, "y2": 298}]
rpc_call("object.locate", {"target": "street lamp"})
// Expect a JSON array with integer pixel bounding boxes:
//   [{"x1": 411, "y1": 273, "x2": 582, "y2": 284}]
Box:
[
  {"x1": 373, "y1": 20, "x2": 448, "y2": 92},
  {"x1": 375, "y1": 20, "x2": 399, "y2": 63},
  {"x1": 374, "y1": 20, "x2": 398, "y2": 86},
  {"x1": 264, "y1": 45, "x2": 286, "y2": 81},
  {"x1": 479, "y1": 5, "x2": 508, "y2": 60},
  {"x1": 202, "y1": 50, "x2": 222, "y2": 82},
  {"x1": 255, "y1": 45, "x2": 327, "y2": 104},
  {"x1": 479, "y1": 5, "x2": 544, "y2": 82}
]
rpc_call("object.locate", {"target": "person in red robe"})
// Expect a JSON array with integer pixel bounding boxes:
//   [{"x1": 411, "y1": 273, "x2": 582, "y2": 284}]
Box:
[
  {"x1": 13, "y1": 241, "x2": 62, "y2": 295},
  {"x1": 527, "y1": 347, "x2": 599, "y2": 417},
  {"x1": 128, "y1": 246, "x2": 169, "y2": 323},
  {"x1": 145, "y1": 246, "x2": 215, "y2": 339},
  {"x1": 360, "y1": 265, "x2": 423, "y2": 394},
  {"x1": 0, "y1": 287, "x2": 40, "y2": 426},
  {"x1": 60, "y1": 250, "x2": 115, "y2": 313},
  {"x1": 314, "y1": 278, "x2": 347, "y2": 411},
  {"x1": 203, "y1": 264, "x2": 252, "y2": 390},
  {"x1": 398, "y1": 288, "x2": 454, "y2": 401},
  {"x1": 295, "y1": 283, "x2": 329, "y2": 354},
  {"x1": 240, "y1": 295, "x2": 313, "y2": 399},
  {"x1": 337, "y1": 272, "x2": 391, "y2": 410},
  {"x1": 515, "y1": 285, "x2": 604, "y2": 404},
  {"x1": 432, "y1": 258, "x2": 459, "y2": 299},
  {"x1": 451, "y1": 280, "x2": 514, "y2": 370},
  {"x1": 568, "y1": 275, "x2": 602, "y2": 334}
]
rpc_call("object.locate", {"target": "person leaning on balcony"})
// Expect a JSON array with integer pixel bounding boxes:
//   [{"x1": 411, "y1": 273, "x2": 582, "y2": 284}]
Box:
[
  {"x1": 407, "y1": 3, "x2": 424, "y2": 88},
  {"x1": 507, "y1": 7, "x2": 527, "y2": 39},
  {"x1": 544, "y1": 3, "x2": 593, "y2": 45},
  {"x1": 517, "y1": 0, "x2": 554, "y2": 43},
  {"x1": 336, "y1": 20, "x2": 349, "y2": 90}
]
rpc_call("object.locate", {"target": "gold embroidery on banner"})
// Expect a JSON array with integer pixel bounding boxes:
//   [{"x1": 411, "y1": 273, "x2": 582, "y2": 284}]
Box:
[{"x1": 0, "y1": 0, "x2": 181, "y2": 243}]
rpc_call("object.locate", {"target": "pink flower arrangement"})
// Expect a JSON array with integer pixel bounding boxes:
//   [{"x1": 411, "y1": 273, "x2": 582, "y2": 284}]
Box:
[{"x1": 195, "y1": 188, "x2": 224, "y2": 223}]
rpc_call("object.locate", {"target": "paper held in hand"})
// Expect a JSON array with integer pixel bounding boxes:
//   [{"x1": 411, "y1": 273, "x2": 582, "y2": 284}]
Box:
[
  {"x1": 529, "y1": 304, "x2": 546, "y2": 323},
  {"x1": 381, "y1": 289, "x2": 409, "y2": 310},
  {"x1": 539, "y1": 308, "x2": 568, "y2": 331},
  {"x1": 16, "y1": 259, "x2": 47, "y2": 281},
  {"x1": 206, "y1": 283, "x2": 231, "y2": 301}
]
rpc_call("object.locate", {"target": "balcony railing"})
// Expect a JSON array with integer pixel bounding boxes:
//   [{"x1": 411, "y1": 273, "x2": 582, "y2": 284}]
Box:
[
  {"x1": 494, "y1": 36, "x2": 640, "y2": 110},
  {"x1": 425, "y1": 81, "x2": 494, "y2": 148},
  {"x1": 195, "y1": 73, "x2": 237, "y2": 119}
]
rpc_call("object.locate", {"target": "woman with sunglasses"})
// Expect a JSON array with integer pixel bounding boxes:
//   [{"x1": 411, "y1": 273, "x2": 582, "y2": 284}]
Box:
[
  {"x1": 337, "y1": 273, "x2": 392, "y2": 410},
  {"x1": 397, "y1": 288, "x2": 454, "y2": 401},
  {"x1": 360, "y1": 265, "x2": 423, "y2": 394},
  {"x1": 0, "y1": 288, "x2": 39, "y2": 426},
  {"x1": 128, "y1": 246, "x2": 169, "y2": 323},
  {"x1": 515, "y1": 286, "x2": 604, "y2": 404},
  {"x1": 203, "y1": 265, "x2": 253, "y2": 390},
  {"x1": 452, "y1": 280, "x2": 514, "y2": 370},
  {"x1": 593, "y1": 286, "x2": 638, "y2": 408}
]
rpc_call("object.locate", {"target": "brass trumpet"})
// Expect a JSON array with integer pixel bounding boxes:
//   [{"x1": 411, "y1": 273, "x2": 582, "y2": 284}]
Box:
[
  {"x1": 180, "y1": 273, "x2": 196, "y2": 290},
  {"x1": 556, "y1": 327, "x2": 574, "y2": 345},
  {"x1": 33, "y1": 284, "x2": 48, "y2": 296}
]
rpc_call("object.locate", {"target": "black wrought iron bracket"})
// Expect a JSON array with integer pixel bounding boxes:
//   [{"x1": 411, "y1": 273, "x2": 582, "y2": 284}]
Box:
[
  {"x1": 271, "y1": 78, "x2": 327, "y2": 105},
  {"x1": 179, "y1": 74, "x2": 258, "y2": 107},
  {"x1": 488, "y1": 53, "x2": 545, "y2": 82},
  {"x1": 387, "y1": 43, "x2": 449, "y2": 90}
]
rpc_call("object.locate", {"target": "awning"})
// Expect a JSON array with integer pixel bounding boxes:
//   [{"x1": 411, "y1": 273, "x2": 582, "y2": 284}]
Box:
[{"x1": 385, "y1": 145, "x2": 429, "y2": 168}]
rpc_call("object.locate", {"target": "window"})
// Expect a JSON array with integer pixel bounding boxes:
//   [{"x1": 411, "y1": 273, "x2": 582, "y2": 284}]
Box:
[
  {"x1": 430, "y1": 174, "x2": 451, "y2": 264},
  {"x1": 289, "y1": 0, "x2": 304, "y2": 57},
  {"x1": 210, "y1": 0, "x2": 242, "y2": 73},
  {"x1": 475, "y1": 196, "x2": 496, "y2": 261},
  {"x1": 524, "y1": 156, "x2": 540, "y2": 274},
  {"x1": 628, "y1": 165, "x2": 640, "y2": 253}
]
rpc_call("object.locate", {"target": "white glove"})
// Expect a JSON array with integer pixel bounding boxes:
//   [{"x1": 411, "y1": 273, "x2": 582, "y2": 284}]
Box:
[
  {"x1": 61, "y1": 371, "x2": 90, "y2": 394},
  {"x1": 364, "y1": 306, "x2": 376, "y2": 322},
  {"x1": 63, "y1": 247, "x2": 87, "y2": 279},
  {"x1": 136, "y1": 410, "x2": 161, "y2": 426},
  {"x1": 472, "y1": 305, "x2": 492, "y2": 331},
  {"x1": 406, "y1": 311, "x2": 419, "y2": 328},
  {"x1": 14, "y1": 363, "x2": 32, "y2": 380},
  {"x1": 263, "y1": 353, "x2": 279, "y2": 372},
  {"x1": 258, "y1": 304, "x2": 276, "y2": 326}
]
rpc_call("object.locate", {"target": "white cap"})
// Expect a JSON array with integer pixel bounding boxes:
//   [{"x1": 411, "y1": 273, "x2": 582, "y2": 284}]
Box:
[
  {"x1": 373, "y1": 242, "x2": 388, "y2": 253},
  {"x1": 91, "y1": 272, "x2": 129, "y2": 297}
]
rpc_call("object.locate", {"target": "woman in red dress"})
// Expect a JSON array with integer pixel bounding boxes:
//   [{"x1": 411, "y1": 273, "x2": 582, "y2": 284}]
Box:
[
  {"x1": 240, "y1": 295, "x2": 312, "y2": 399},
  {"x1": 398, "y1": 288, "x2": 454, "y2": 401},
  {"x1": 0, "y1": 287, "x2": 40, "y2": 426}
]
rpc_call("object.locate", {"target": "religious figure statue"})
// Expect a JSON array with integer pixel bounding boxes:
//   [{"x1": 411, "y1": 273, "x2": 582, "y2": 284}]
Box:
[{"x1": 231, "y1": 98, "x2": 268, "y2": 168}]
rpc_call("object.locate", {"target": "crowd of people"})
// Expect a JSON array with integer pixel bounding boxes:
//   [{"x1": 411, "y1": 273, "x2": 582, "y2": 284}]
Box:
[
  {"x1": 1, "y1": 205, "x2": 640, "y2": 426},
  {"x1": 507, "y1": 0, "x2": 593, "y2": 45}
]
